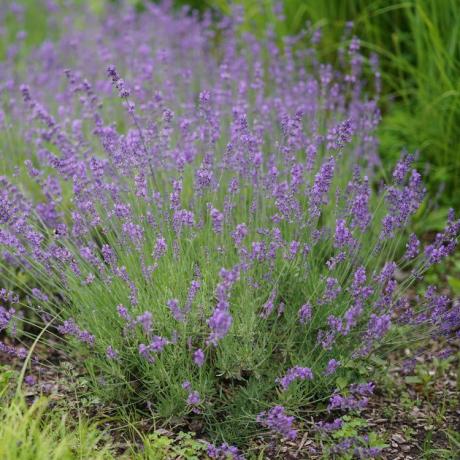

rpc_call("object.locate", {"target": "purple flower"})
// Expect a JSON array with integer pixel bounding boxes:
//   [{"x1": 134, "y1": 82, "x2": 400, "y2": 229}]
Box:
[
  {"x1": 365, "y1": 314, "x2": 391, "y2": 341},
  {"x1": 349, "y1": 382, "x2": 375, "y2": 396},
  {"x1": 260, "y1": 290, "x2": 277, "y2": 319},
  {"x1": 182, "y1": 380, "x2": 202, "y2": 412},
  {"x1": 257, "y1": 405, "x2": 297, "y2": 439},
  {"x1": 107, "y1": 65, "x2": 130, "y2": 98},
  {"x1": 136, "y1": 311, "x2": 153, "y2": 334},
  {"x1": 321, "y1": 277, "x2": 342, "y2": 304},
  {"x1": 324, "y1": 359, "x2": 341, "y2": 376},
  {"x1": 334, "y1": 219, "x2": 354, "y2": 248},
  {"x1": 139, "y1": 336, "x2": 169, "y2": 363},
  {"x1": 0, "y1": 306, "x2": 15, "y2": 332},
  {"x1": 392, "y1": 155, "x2": 414, "y2": 183},
  {"x1": 209, "y1": 206, "x2": 224, "y2": 233},
  {"x1": 277, "y1": 366, "x2": 313, "y2": 391},
  {"x1": 349, "y1": 176, "x2": 371, "y2": 230},
  {"x1": 327, "y1": 392, "x2": 369, "y2": 412},
  {"x1": 117, "y1": 305, "x2": 131, "y2": 321},
  {"x1": 173, "y1": 209, "x2": 195, "y2": 233},
  {"x1": 298, "y1": 303, "x2": 312, "y2": 325},
  {"x1": 106, "y1": 346, "x2": 119, "y2": 360},
  {"x1": 31, "y1": 288, "x2": 49, "y2": 302},
  {"x1": 24, "y1": 375, "x2": 37, "y2": 386},
  {"x1": 343, "y1": 302, "x2": 364, "y2": 334},
  {"x1": 122, "y1": 222, "x2": 144, "y2": 247},
  {"x1": 327, "y1": 119, "x2": 353, "y2": 150},
  {"x1": 167, "y1": 299, "x2": 184, "y2": 322},
  {"x1": 350, "y1": 266, "x2": 372, "y2": 300},
  {"x1": 354, "y1": 447, "x2": 383, "y2": 459},
  {"x1": 58, "y1": 319, "x2": 95, "y2": 347},
  {"x1": 0, "y1": 342, "x2": 28, "y2": 360},
  {"x1": 207, "y1": 309, "x2": 232, "y2": 346},
  {"x1": 424, "y1": 211, "x2": 460, "y2": 266},
  {"x1": 308, "y1": 157, "x2": 335, "y2": 218},
  {"x1": 315, "y1": 418, "x2": 343, "y2": 433},
  {"x1": 187, "y1": 390, "x2": 201, "y2": 406},
  {"x1": 153, "y1": 236, "x2": 167, "y2": 258},
  {"x1": 404, "y1": 233, "x2": 420, "y2": 259},
  {"x1": 207, "y1": 443, "x2": 244, "y2": 460},
  {"x1": 326, "y1": 252, "x2": 347, "y2": 270},
  {"x1": 184, "y1": 280, "x2": 200, "y2": 313},
  {"x1": 193, "y1": 348, "x2": 205, "y2": 367},
  {"x1": 287, "y1": 240, "x2": 300, "y2": 260},
  {"x1": 231, "y1": 223, "x2": 248, "y2": 246},
  {"x1": 381, "y1": 166, "x2": 425, "y2": 239}
]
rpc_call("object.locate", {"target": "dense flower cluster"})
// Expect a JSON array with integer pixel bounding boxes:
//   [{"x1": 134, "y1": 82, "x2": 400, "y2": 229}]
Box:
[
  {"x1": 276, "y1": 365, "x2": 313, "y2": 391},
  {"x1": 257, "y1": 405, "x2": 298, "y2": 440},
  {"x1": 207, "y1": 442, "x2": 244, "y2": 460},
  {"x1": 0, "y1": 0, "x2": 458, "y2": 450},
  {"x1": 327, "y1": 382, "x2": 375, "y2": 412}
]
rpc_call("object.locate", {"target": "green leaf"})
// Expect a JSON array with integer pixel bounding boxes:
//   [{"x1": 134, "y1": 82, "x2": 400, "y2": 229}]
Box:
[
  {"x1": 405, "y1": 376, "x2": 422, "y2": 384},
  {"x1": 370, "y1": 355, "x2": 387, "y2": 367},
  {"x1": 335, "y1": 376, "x2": 349, "y2": 390},
  {"x1": 447, "y1": 276, "x2": 460, "y2": 295}
]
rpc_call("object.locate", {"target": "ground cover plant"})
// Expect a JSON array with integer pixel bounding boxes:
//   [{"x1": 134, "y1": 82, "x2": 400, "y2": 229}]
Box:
[{"x1": 1, "y1": 1, "x2": 459, "y2": 457}]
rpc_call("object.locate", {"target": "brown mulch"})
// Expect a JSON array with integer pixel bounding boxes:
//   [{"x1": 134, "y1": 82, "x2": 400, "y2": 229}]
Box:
[
  {"x1": 252, "y1": 340, "x2": 459, "y2": 459},
  {"x1": 365, "y1": 342, "x2": 459, "y2": 460}
]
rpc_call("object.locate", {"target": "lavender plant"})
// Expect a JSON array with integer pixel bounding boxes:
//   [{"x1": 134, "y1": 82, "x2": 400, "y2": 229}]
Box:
[{"x1": 0, "y1": 1, "x2": 458, "y2": 449}]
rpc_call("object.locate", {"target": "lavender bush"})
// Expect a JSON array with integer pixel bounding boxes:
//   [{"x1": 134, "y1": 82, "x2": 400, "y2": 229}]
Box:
[{"x1": 0, "y1": 1, "x2": 459, "y2": 448}]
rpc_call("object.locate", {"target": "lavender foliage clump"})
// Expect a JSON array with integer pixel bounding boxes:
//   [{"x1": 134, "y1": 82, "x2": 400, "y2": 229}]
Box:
[{"x1": 0, "y1": 0, "x2": 458, "y2": 447}]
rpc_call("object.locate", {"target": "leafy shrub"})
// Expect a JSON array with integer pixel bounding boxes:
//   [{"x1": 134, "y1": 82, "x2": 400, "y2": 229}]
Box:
[{"x1": 0, "y1": 1, "x2": 458, "y2": 451}]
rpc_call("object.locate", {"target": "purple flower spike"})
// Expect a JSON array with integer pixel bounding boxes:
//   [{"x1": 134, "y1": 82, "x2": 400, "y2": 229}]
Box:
[
  {"x1": 182, "y1": 381, "x2": 202, "y2": 412},
  {"x1": 324, "y1": 359, "x2": 341, "y2": 376},
  {"x1": 106, "y1": 345, "x2": 119, "y2": 360},
  {"x1": 167, "y1": 299, "x2": 184, "y2": 322},
  {"x1": 257, "y1": 405, "x2": 297, "y2": 440},
  {"x1": 207, "y1": 309, "x2": 232, "y2": 346},
  {"x1": 207, "y1": 443, "x2": 244, "y2": 460},
  {"x1": 193, "y1": 348, "x2": 205, "y2": 367},
  {"x1": 277, "y1": 366, "x2": 313, "y2": 391},
  {"x1": 315, "y1": 418, "x2": 343, "y2": 433},
  {"x1": 334, "y1": 219, "x2": 354, "y2": 248},
  {"x1": 298, "y1": 303, "x2": 312, "y2": 325}
]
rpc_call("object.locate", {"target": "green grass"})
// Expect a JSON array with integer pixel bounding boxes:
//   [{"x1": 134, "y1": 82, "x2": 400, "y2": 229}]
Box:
[
  {"x1": 0, "y1": 333, "x2": 115, "y2": 459},
  {"x1": 0, "y1": 365, "x2": 211, "y2": 459},
  {"x1": 0, "y1": 391, "x2": 115, "y2": 459},
  {"x1": 0, "y1": 392, "x2": 212, "y2": 460},
  {"x1": 422, "y1": 430, "x2": 460, "y2": 459}
]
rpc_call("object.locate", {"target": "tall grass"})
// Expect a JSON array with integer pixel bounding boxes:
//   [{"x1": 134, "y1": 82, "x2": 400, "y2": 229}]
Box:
[{"x1": 0, "y1": 393, "x2": 115, "y2": 460}]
